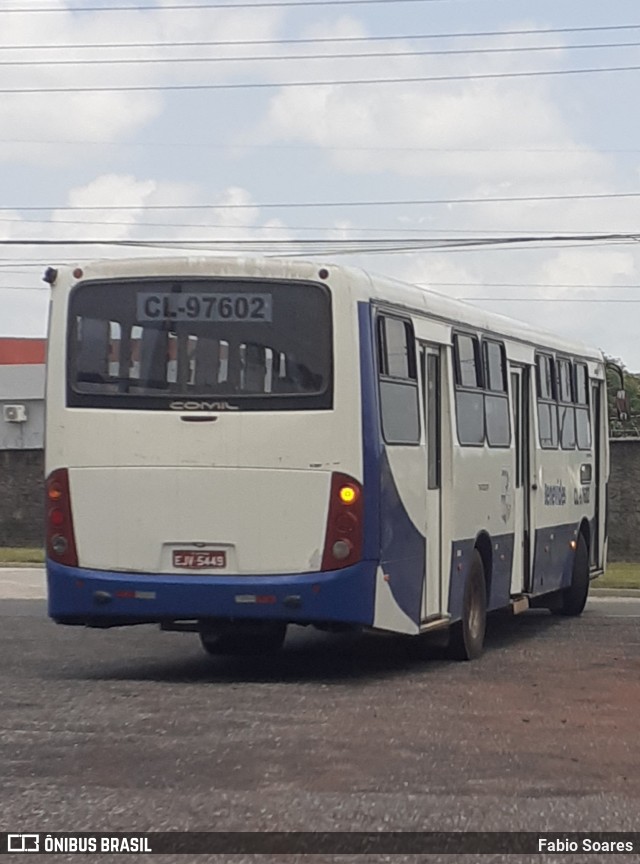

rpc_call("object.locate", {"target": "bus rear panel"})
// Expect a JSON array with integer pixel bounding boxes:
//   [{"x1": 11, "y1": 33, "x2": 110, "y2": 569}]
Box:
[{"x1": 46, "y1": 260, "x2": 377, "y2": 631}]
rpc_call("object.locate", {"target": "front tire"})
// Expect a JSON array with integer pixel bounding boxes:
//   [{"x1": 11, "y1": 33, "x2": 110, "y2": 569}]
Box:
[
  {"x1": 559, "y1": 533, "x2": 589, "y2": 617},
  {"x1": 199, "y1": 621, "x2": 287, "y2": 656},
  {"x1": 448, "y1": 549, "x2": 487, "y2": 661}
]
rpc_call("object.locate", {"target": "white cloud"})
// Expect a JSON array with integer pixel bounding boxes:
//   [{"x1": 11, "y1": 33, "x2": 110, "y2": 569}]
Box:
[
  {"x1": 248, "y1": 14, "x2": 640, "y2": 368},
  {"x1": 0, "y1": 0, "x2": 283, "y2": 165},
  {"x1": 3, "y1": 7, "x2": 640, "y2": 370},
  {"x1": 256, "y1": 16, "x2": 609, "y2": 188}
]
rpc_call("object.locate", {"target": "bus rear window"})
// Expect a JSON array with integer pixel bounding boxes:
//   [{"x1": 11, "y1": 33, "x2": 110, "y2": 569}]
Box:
[{"x1": 67, "y1": 278, "x2": 333, "y2": 411}]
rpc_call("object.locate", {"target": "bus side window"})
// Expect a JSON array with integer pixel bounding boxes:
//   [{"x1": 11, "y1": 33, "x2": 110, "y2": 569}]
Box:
[
  {"x1": 557, "y1": 357, "x2": 576, "y2": 450},
  {"x1": 574, "y1": 362, "x2": 591, "y2": 450},
  {"x1": 483, "y1": 339, "x2": 511, "y2": 448},
  {"x1": 536, "y1": 353, "x2": 559, "y2": 449},
  {"x1": 453, "y1": 332, "x2": 484, "y2": 446},
  {"x1": 377, "y1": 315, "x2": 420, "y2": 445}
]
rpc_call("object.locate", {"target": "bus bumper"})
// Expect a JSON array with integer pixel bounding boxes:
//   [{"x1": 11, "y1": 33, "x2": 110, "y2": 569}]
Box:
[{"x1": 46, "y1": 559, "x2": 377, "y2": 628}]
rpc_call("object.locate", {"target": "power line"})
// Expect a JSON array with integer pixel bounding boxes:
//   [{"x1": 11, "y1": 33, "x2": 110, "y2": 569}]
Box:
[
  {"x1": 425, "y1": 238, "x2": 637, "y2": 253},
  {"x1": 5, "y1": 22, "x2": 640, "y2": 51},
  {"x1": 0, "y1": 232, "x2": 638, "y2": 248},
  {"x1": 5, "y1": 63, "x2": 640, "y2": 93},
  {"x1": 3, "y1": 139, "x2": 639, "y2": 154},
  {"x1": 420, "y1": 281, "x2": 640, "y2": 289},
  {"x1": 4, "y1": 217, "x2": 639, "y2": 234},
  {"x1": 5, "y1": 39, "x2": 640, "y2": 67},
  {"x1": 0, "y1": 0, "x2": 487, "y2": 13},
  {"x1": 8, "y1": 190, "x2": 640, "y2": 211},
  {"x1": 1, "y1": 238, "x2": 638, "y2": 267},
  {"x1": 458, "y1": 297, "x2": 640, "y2": 302}
]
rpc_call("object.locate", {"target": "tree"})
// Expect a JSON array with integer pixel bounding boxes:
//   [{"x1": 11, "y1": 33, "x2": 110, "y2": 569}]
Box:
[{"x1": 604, "y1": 353, "x2": 640, "y2": 437}]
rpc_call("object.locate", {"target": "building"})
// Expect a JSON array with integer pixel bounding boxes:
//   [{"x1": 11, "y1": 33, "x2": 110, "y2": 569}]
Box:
[
  {"x1": 0, "y1": 338, "x2": 46, "y2": 450},
  {"x1": 0, "y1": 338, "x2": 46, "y2": 547}
]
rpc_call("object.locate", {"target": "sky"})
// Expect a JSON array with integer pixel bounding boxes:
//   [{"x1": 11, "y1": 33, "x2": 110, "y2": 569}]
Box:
[{"x1": 2, "y1": 0, "x2": 640, "y2": 369}]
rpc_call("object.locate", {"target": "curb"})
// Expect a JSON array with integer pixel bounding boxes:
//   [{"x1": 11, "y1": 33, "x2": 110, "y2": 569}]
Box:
[{"x1": 0, "y1": 563, "x2": 44, "y2": 569}]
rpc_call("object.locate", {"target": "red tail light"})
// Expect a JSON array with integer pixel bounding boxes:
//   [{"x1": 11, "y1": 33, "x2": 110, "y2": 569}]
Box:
[
  {"x1": 321, "y1": 472, "x2": 363, "y2": 571},
  {"x1": 46, "y1": 468, "x2": 78, "y2": 567}
]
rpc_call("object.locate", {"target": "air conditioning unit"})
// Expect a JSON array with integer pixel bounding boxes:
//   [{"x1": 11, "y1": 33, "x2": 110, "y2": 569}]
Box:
[{"x1": 3, "y1": 404, "x2": 27, "y2": 423}]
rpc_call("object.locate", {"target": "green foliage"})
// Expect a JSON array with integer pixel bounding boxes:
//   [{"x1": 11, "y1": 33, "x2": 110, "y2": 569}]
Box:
[{"x1": 604, "y1": 354, "x2": 640, "y2": 437}]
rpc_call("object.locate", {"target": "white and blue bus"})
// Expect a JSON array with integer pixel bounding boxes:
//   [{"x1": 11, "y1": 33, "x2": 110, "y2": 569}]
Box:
[{"x1": 44, "y1": 256, "x2": 608, "y2": 660}]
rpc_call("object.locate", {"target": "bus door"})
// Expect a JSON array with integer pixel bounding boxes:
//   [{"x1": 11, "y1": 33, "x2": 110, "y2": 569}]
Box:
[
  {"x1": 420, "y1": 345, "x2": 443, "y2": 620},
  {"x1": 590, "y1": 380, "x2": 603, "y2": 567},
  {"x1": 509, "y1": 365, "x2": 533, "y2": 594}
]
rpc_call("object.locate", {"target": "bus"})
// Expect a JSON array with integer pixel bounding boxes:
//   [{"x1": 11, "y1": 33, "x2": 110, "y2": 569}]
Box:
[{"x1": 44, "y1": 256, "x2": 609, "y2": 661}]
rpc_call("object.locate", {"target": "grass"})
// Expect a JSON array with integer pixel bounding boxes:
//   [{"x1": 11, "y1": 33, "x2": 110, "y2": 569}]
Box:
[
  {"x1": 597, "y1": 562, "x2": 640, "y2": 590},
  {"x1": 0, "y1": 548, "x2": 638, "y2": 588},
  {"x1": 0, "y1": 547, "x2": 45, "y2": 565}
]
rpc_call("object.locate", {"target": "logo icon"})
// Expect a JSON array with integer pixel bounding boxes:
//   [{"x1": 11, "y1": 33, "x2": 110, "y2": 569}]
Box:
[{"x1": 8, "y1": 835, "x2": 40, "y2": 853}]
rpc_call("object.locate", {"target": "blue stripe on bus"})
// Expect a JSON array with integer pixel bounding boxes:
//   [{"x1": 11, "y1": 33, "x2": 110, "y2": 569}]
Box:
[
  {"x1": 447, "y1": 538, "x2": 475, "y2": 622},
  {"x1": 488, "y1": 533, "x2": 516, "y2": 609},
  {"x1": 531, "y1": 523, "x2": 579, "y2": 594},
  {"x1": 358, "y1": 301, "x2": 382, "y2": 565},
  {"x1": 379, "y1": 450, "x2": 425, "y2": 625},
  {"x1": 358, "y1": 301, "x2": 424, "y2": 627},
  {"x1": 448, "y1": 523, "x2": 583, "y2": 621},
  {"x1": 46, "y1": 559, "x2": 378, "y2": 627},
  {"x1": 448, "y1": 533, "x2": 514, "y2": 621}
]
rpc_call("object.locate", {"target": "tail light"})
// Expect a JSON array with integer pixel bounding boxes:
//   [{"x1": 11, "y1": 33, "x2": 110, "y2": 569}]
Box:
[
  {"x1": 46, "y1": 468, "x2": 78, "y2": 567},
  {"x1": 321, "y1": 472, "x2": 363, "y2": 571}
]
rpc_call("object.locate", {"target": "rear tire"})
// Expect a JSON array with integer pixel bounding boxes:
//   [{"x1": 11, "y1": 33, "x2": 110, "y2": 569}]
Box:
[
  {"x1": 199, "y1": 621, "x2": 287, "y2": 656},
  {"x1": 559, "y1": 533, "x2": 589, "y2": 617},
  {"x1": 447, "y1": 549, "x2": 487, "y2": 661}
]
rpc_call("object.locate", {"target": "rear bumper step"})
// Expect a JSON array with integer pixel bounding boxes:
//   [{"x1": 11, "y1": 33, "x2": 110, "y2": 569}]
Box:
[{"x1": 47, "y1": 559, "x2": 378, "y2": 628}]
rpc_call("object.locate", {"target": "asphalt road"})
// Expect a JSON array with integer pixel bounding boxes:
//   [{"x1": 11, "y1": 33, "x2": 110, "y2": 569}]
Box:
[{"x1": 1, "y1": 569, "x2": 639, "y2": 863}]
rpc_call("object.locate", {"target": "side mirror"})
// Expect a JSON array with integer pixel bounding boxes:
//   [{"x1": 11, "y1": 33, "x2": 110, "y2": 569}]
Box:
[{"x1": 616, "y1": 389, "x2": 630, "y2": 421}]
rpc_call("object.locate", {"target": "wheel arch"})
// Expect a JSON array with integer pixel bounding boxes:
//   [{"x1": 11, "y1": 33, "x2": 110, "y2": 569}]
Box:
[
  {"x1": 578, "y1": 517, "x2": 591, "y2": 553},
  {"x1": 474, "y1": 530, "x2": 493, "y2": 601}
]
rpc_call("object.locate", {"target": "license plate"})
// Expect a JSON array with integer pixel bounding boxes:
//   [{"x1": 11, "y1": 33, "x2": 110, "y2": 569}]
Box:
[{"x1": 172, "y1": 550, "x2": 227, "y2": 569}]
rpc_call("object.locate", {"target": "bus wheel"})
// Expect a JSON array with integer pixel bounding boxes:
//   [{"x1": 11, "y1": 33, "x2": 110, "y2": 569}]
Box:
[
  {"x1": 447, "y1": 549, "x2": 487, "y2": 661},
  {"x1": 199, "y1": 621, "x2": 287, "y2": 656},
  {"x1": 559, "y1": 534, "x2": 589, "y2": 617}
]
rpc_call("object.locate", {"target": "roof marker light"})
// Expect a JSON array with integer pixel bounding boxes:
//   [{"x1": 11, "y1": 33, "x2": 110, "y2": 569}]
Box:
[{"x1": 42, "y1": 267, "x2": 58, "y2": 285}]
